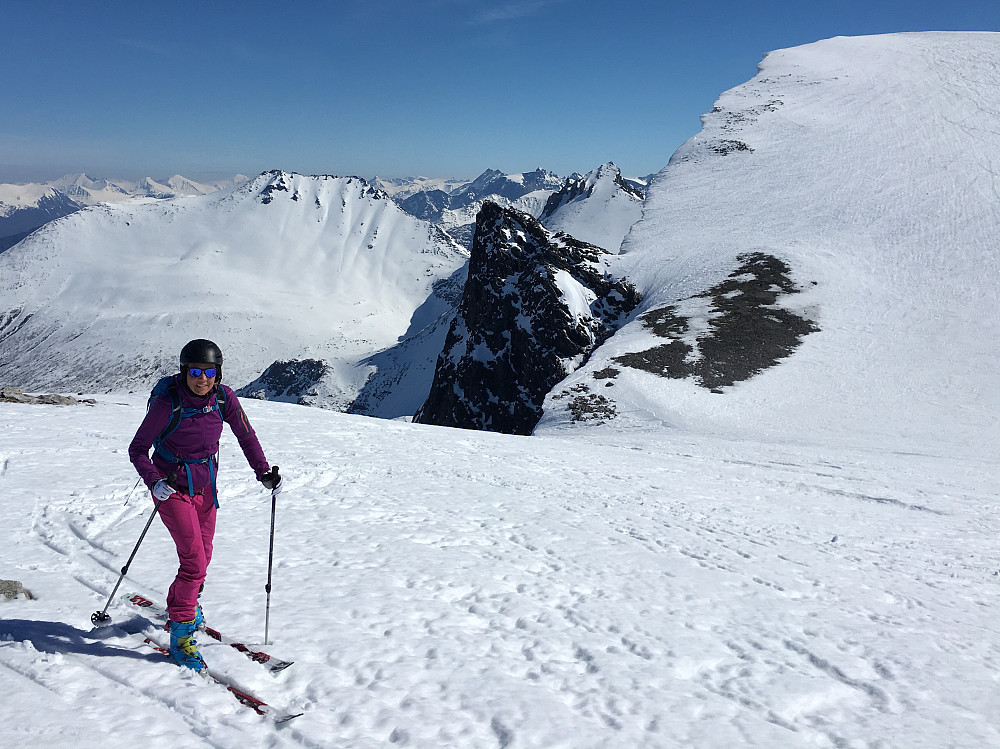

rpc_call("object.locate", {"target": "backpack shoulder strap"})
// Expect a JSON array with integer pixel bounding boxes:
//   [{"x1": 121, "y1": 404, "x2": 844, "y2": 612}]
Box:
[
  {"x1": 214, "y1": 384, "x2": 227, "y2": 421},
  {"x1": 149, "y1": 377, "x2": 183, "y2": 447}
]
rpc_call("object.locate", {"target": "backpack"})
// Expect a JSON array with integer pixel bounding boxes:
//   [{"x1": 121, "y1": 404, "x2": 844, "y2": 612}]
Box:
[{"x1": 147, "y1": 376, "x2": 228, "y2": 506}]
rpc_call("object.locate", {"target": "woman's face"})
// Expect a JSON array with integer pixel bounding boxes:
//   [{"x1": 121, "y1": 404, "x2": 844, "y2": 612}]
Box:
[{"x1": 185, "y1": 363, "x2": 217, "y2": 396}]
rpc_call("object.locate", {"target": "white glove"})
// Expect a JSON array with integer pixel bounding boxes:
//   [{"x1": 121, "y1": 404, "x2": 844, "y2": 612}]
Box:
[{"x1": 152, "y1": 479, "x2": 175, "y2": 502}]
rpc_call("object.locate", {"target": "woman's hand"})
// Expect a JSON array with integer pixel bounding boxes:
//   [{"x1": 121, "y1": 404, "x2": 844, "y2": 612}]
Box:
[
  {"x1": 259, "y1": 467, "x2": 283, "y2": 496},
  {"x1": 152, "y1": 479, "x2": 175, "y2": 502}
]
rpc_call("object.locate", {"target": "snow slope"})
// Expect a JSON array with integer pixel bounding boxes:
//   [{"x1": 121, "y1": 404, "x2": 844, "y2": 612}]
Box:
[
  {"x1": 0, "y1": 183, "x2": 65, "y2": 214},
  {"x1": 539, "y1": 32, "x2": 1000, "y2": 457},
  {"x1": 0, "y1": 171, "x2": 468, "y2": 403},
  {"x1": 0, "y1": 393, "x2": 996, "y2": 748}
]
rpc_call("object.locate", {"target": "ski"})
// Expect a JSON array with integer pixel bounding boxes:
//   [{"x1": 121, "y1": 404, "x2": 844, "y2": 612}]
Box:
[
  {"x1": 137, "y1": 632, "x2": 300, "y2": 723},
  {"x1": 123, "y1": 592, "x2": 293, "y2": 673}
]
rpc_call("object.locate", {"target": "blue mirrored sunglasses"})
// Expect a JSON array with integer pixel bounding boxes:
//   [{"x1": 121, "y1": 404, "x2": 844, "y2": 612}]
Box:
[{"x1": 187, "y1": 367, "x2": 217, "y2": 378}]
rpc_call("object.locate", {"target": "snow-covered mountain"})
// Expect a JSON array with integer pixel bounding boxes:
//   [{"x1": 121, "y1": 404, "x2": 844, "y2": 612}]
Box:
[
  {"x1": 392, "y1": 165, "x2": 647, "y2": 255},
  {"x1": 395, "y1": 168, "x2": 566, "y2": 246},
  {"x1": 3, "y1": 32, "x2": 997, "y2": 455},
  {"x1": 414, "y1": 202, "x2": 640, "y2": 434},
  {"x1": 0, "y1": 171, "x2": 468, "y2": 405},
  {"x1": 448, "y1": 168, "x2": 563, "y2": 210},
  {"x1": 0, "y1": 185, "x2": 84, "y2": 252},
  {"x1": 536, "y1": 32, "x2": 1000, "y2": 456},
  {"x1": 46, "y1": 172, "x2": 248, "y2": 204},
  {"x1": 538, "y1": 162, "x2": 646, "y2": 252},
  {"x1": 0, "y1": 173, "x2": 247, "y2": 251},
  {"x1": 371, "y1": 175, "x2": 471, "y2": 201}
]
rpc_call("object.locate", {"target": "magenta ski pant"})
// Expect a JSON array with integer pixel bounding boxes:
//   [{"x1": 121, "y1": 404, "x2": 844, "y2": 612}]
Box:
[{"x1": 156, "y1": 492, "x2": 216, "y2": 623}]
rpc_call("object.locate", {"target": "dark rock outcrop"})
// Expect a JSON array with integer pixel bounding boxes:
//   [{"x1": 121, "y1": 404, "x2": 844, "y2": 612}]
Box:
[
  {"x1": 0, "y1": 386, "x2": 95, "y2": 405},
  {"x1": 237, "y1": 359, "x2": 330, "y2": 405},
  {"x1": 414, "y1": 202, "x2": 640, "y2": 435}
]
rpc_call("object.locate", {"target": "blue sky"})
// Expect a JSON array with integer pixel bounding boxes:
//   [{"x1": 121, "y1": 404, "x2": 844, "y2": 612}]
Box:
[{"x1": 3, "y1": 1, "x2": 999, "y2": 183}]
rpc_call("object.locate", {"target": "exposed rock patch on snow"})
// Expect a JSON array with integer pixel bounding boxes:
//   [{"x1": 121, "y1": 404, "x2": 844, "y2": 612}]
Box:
[
  {"x1": 611, "y1": 253, "x2": 818, "y2": 392},
  {"x1": 0, "y1": 386, "x2": 95, "y2": 406}
]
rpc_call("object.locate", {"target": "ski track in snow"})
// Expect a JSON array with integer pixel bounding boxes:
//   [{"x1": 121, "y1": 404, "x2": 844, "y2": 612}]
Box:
[{"x1": 1, "y1": 397, "x2": 997, "y2": 748}]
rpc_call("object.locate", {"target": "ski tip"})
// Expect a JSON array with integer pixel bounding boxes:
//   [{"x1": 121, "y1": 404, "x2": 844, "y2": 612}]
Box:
[
  {"x1": 268, "y1": 661, "x2": 294, "y2": 674},
  {"x1": 274, "y1": 712, "x2": 304, "y2": 725}
]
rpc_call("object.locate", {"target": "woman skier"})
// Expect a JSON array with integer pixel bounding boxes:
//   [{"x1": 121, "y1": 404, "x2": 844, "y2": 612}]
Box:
[{"x1": 129, "y1": 339, "x2": 282, "y2": 670}]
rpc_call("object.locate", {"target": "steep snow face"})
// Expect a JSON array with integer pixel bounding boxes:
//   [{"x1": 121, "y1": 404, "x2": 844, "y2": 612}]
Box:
[
  {"x1": 0, "y1": 187, "x2": 83, "y2": 250},
  {"x1": 539, "y1": 162, "x2": 646, "y2": 252},
  {"x1": 0, "y1": 171, "x2": 468, "y2": 400},
  {"x1": 539, "y1": 32, "x2": 1000, "y2": 455},
  {"x1": 414, "y1": 202, "x2": 639, "y2": 435}
]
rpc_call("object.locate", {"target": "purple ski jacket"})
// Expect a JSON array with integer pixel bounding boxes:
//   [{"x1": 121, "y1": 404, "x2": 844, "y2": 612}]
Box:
[{"x1": 129, "y1": 374, "x2": 270, "y2": 501}]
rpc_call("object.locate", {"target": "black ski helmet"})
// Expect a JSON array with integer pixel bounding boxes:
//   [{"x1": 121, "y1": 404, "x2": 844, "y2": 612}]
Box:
[{"x1": 179, "y1": 339, "x2": 223, "y2": 380}]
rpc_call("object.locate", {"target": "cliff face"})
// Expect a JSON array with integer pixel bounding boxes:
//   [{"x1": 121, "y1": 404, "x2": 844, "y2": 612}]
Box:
[{"x1": 414, "y1": 201, "x2": 640, "y2": 435}]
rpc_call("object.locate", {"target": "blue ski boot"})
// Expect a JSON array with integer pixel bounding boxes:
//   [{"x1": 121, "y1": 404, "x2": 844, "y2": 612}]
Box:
[{"x1": 168, "y1": 618, "x2": 206, "y2": 671}]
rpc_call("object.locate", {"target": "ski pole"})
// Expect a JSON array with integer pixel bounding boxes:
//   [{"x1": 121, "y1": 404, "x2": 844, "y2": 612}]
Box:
[
  {"x1": 264, "y1": 467, "x2": 280, "y2": 646},
  {"x1": 91, "y1": 490, "x2": 168, "y2": 625},
  {"x1": 123, "y1": 477, "x2": 142, "y2": 506}
]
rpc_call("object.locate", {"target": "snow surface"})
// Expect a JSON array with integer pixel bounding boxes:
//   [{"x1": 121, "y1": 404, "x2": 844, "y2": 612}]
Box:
[{"x1": 0, "y1": 393, "x2": 997, "y2": 748}]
